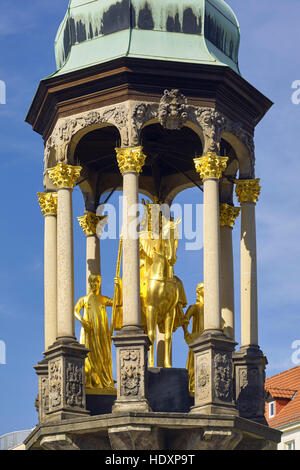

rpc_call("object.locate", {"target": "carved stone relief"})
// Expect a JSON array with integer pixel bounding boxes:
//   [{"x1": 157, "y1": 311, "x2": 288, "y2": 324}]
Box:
[
  {"x1": 195, "y1": 354, "x2": 210, "y2": 403},
  {"x1": 48, "y1": 359, "x2": 62, "y2": 410},
  {"x1": 120, "y1": 349, "x2": 141, "y2": 397},
  {"x1": 213, "y1": 352, "x2": 233, "y2": 402},
  {"x1": 158, "y1": 89, "x2": 188, "y2": 130},
  {"x1": 236, "y1": 366, "x2": 265, "y2": 419},
  {"x1": 65, "y1": 361, "x2": 84, "y2": 408},
  {"x1": 44, "y1": 104, "x2": 130, "y2": 170},
  {"x1": 44, "y1": 97, "x2": 255, "y2": 180}
]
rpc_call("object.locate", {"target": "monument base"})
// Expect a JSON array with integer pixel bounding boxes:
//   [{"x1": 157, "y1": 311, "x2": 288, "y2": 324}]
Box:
[{"x1": 24, "y1": 412, "x2": 281, "y2": 450}]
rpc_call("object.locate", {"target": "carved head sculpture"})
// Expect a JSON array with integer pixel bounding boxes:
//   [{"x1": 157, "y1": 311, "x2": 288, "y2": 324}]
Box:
[
  {"x1": 158, "y1": 89, "x2": 188, "y2": 130},
  {"x1": 88, "y1": 274, "x2": 101, "y2": 295},
  {"x1": 134, "y1": 103, "x2": 147, "y2": 123}
]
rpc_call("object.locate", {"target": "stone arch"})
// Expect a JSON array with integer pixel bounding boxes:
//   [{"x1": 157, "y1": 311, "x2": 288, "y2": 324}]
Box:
[{"x1": 221, "y1": 131, "x2": 254, "y2": 179}]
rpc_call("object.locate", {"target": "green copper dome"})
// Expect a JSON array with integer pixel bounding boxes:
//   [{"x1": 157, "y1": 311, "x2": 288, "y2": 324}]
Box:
[{"x1": 54, "y1": 0, "x2": 240, "y2": 76}]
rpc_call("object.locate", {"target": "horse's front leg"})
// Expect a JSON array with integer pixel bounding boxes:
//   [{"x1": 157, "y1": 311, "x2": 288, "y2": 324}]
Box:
[
  {"x1": 146, "y1": 306, "x2": 157, "y2": 368},
  {"x1": 164, "y1": 308, "x2": 176, "y2": 368}
]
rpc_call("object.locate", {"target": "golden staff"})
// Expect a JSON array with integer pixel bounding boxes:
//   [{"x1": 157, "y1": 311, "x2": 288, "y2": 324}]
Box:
[{"x1": 110, "y1": 236, "x2": 123, "y2": 337}]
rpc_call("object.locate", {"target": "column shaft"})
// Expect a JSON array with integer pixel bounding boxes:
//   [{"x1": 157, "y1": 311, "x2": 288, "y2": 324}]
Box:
[
  {"x1": 203, "y1": 178, "x2": 222, "y2": 331},
  {"x1": 57, "y1": 187, "x2": 75, "y2": 339},
  {"x1": 240, "y1": 202, "x2": 258, "y2": 346},
  {"x1": 86, "y1": 234, "x2": 100, "y2": 292},
  {"x1": 122, "y1": 171, "x2": 141, "y2": 328},
  {"x1": 44, "y1": 214, "x2": 57, "y2": 348}
]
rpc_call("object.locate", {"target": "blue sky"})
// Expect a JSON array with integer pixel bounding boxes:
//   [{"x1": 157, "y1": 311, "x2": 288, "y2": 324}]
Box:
[{"x1": 0, "y1": 0, "x2": 299, "y2": 435}]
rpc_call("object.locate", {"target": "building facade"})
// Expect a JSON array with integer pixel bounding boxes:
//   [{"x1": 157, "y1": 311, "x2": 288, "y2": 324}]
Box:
[{"x1": 266, "y1": 366, "x2": 300, "y2": 450}]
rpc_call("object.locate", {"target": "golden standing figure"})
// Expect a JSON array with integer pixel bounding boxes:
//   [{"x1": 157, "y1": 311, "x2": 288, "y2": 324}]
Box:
[
  {"x1": 183, "y1": 283, "x2": 204, "y2": 395},
  {"x1": 74, "y1": 274, "x2": 116, "y2": 394}
]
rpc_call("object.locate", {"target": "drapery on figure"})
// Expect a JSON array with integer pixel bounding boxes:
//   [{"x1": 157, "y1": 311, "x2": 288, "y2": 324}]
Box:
[
  {"x1": 183, "y1": 282, "x2": 204, "y2": 395},
  {"x1": 74, "y1": 274, "x2": 115, "y2": 393}
]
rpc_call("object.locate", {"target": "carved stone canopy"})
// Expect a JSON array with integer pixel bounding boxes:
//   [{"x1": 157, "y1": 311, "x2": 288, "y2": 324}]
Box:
[{"x1": 42, "y1": 98, "x2": 256, "y2": 204}]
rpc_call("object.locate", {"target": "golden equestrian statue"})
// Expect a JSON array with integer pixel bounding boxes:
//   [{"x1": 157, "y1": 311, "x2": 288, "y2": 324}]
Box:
[
  {"x1": 112, "y1": 201, "x2": 187, "y2": 368},
  {"x1": 74, "y1": 274, "x2": 116, "y2": 394}
]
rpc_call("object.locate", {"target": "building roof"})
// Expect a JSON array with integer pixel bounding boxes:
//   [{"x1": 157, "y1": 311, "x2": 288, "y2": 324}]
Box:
[
  {"x1": 53, "y1": 0, "x2": 241, "y2": 77},
  {"x1": 266, "y1": 366, "x2": 300, "y2": 428}
]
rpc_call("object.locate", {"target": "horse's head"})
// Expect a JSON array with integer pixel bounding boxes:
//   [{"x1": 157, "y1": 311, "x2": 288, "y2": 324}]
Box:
[{"x1": 161, "y1": 217, "x2": 181, "y2": 266}]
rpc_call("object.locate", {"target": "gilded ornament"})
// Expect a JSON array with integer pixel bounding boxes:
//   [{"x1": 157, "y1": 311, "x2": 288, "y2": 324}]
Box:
[
  {"x1": 194, "y1": 153, "x2": 228, "y2": 180},
  {"x1": 37, "y1": 192, "x2": 58, "y2": 216},
  {"x1": 115, "y1": 146, "x2": 146, "y2": 174},
  {"x1": 78, "y1": 212, "x2": 108, "y2": 236},
  {"x1": 235, "y1": 178, "x2": 261, "y2": 203},
  {"x1": 220, "y1": 204, "x2": 241, "y2": 228},
  {"x1": 47, "y1": 163, "x2": 82, "y2": 189}
]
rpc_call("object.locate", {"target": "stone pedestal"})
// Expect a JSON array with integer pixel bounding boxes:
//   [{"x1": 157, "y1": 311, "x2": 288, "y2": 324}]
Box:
[
  {"x1": 24, "y1": 411, "x2": 281, "y2": 451},
  {"x1": 34, "y1": 359, "x2": 49, "y2": 423},
  {"x1": 43, "y1": 339, "x2": 90, "y2": 421},
  {"x1": 190, "y1": 332, "x2": 238, "y2": 416},
  {"x1": 233, "y1": 345, "x2": 267, "y2": 425},
  {"x1": 112, "y1": 328, "x2": 151, "y2": 413}
]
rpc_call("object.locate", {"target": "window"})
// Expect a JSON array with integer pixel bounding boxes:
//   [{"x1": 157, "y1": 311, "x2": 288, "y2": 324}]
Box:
[
  {"x1": 269, "y1": 401, "x2": 275, "y2": 418},
  {"x1": 285, "y1": 440, "x2": 295, "y2": 451}
]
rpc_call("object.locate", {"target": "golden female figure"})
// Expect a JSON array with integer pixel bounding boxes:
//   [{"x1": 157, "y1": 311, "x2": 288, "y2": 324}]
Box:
[
  {"x1": 74, "y1": 274, "x2": 115, "y2": 393},
  {"x1": 183, "y1": 283, "x2": 204, "y2": 395}
]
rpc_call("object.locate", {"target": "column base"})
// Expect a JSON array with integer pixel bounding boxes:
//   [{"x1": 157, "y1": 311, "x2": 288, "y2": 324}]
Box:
[
  {"x1": 112, "y1": 327, "x2": 151, "y2": 414},
  {"x1": 189, "y1": 330, "x2": 238, "y2": 416},
  {"x1": 34, "y1": 359, "x2": 49, "y2": 423},
  {"x1": 189, "y1": 404, "x2": 239, "y2": 417},
  {"x1": 43, "y1": 338, "x2": 90, "y2": 421},
  {"x1": 233, "y1": 345, "x2": 267, "y2": 425},
  {"x1": 112, "y1": 399, "x2": 151, "y2": 414}
]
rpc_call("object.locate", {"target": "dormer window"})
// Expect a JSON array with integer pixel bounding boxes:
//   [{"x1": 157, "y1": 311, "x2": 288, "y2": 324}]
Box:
[{"x1": 269, "y1": 401, "x2": 276, "y2": 418}]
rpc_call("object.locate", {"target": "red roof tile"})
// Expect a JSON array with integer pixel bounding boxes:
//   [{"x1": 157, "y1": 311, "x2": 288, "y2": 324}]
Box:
[
  {"x1": 266, "y1": 387, "x2": 297, "y2": 399},
  {"x1": 265, "y1": 366, "x2": 300, "y2": 428}
]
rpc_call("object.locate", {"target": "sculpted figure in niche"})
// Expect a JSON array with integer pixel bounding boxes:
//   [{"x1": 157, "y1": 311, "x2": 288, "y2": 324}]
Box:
[{"x1": 74, "y1": 274, "x2": 115, "y2": 393}]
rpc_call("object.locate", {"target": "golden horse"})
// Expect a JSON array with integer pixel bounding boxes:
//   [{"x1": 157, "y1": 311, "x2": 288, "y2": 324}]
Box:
[{"x1": 139, "y1": 217, "x2": 186, "y2": 368}]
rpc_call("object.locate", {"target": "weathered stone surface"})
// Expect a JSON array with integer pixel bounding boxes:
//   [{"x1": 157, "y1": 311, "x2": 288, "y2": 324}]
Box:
[
  {"x1": 112, "y1": 329, "x2": 151, "y2": 413},
  {"x1": 108, "y1": 425, "x2": 162, "y2": 450},
  {"x1": 233, "y1": 346, "x2": 267, "y2": 425},
  {"x1": 34, "y1": 360, "x2": 49, "y2": 423},
  {"x1": 24, "y1": 412, "x2": 281, "y2": 451},
  {"x1": 190, "y1": 332, "x2": 238, "y2": 416},
  {"x1": 43, "y1": 339, "x2": 90, "y2": 421},
  {"x1": 147, "y1": 368, "x2": 193, "y2": 413}
]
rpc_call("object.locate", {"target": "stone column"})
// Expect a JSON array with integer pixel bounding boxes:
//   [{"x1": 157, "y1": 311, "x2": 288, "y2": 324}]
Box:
[
  {"x1": 44, "y1": 163, "x2": 89, "y2": 421},
  {"x1": 78, "y1": 211, "x2": 107, "y2": 293},
  {"x1": 112, "y1": 147, "x2": 151, "y2": 414},
  {"x1": 35, "y1": 192, "x2": 58, "y2": 423},
  {"x1": 37, "y1": 192, "x2": 58, "y2": 350},
  {"x1": 220, "y1": 203, "x2": 241, "y2": 340},
  {"x1": 190, "y1": 153, "x2": 237, "y2": 416},
  {"x1": 233, "y1": 179, "x2": 267, "y2": 424}
]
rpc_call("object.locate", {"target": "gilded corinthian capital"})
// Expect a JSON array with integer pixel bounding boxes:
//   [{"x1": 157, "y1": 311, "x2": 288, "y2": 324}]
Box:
[
  {"x1": 37, "y1": 192, "x2": 58, "y2": 216},
  {"x1": 220, "y1": 203, "x2": 241, "y2": 228},
  {"x1": 78, "y1": 212, "x2": 108, "y2": 236},
  {"x1": 115, "y1": 146, "x2": 147, "y2": 174},
  {"x1": 235, "y1": 179, "x2": 261, "y2": 203},
  {"x1": 47, "y1": 163, "x2": 82, "y2": 189},
  {"x1": 194, "y1": 152, "x2": 228, "y2": 180}
]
